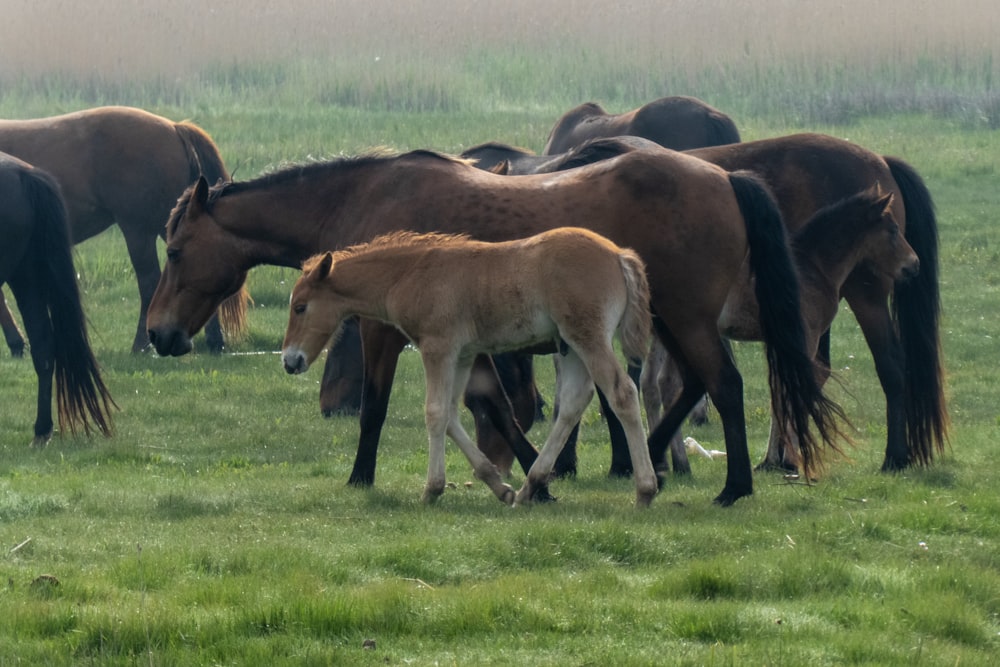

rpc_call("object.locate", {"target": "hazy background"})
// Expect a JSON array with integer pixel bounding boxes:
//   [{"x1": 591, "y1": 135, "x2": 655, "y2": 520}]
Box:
[{"x1": 2, "y1": 1, "x2": 998, "y2": 125}]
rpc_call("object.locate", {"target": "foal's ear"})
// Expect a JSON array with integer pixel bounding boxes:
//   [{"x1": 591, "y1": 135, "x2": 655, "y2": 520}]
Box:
[
  {"x1": 317, "y1": 252, "x2": 333, "y2": 279},
  {"x1": 875, "y1": 192, "x2": 895, "y2": 219},
  {"x1": 188, "y1": 176, "x2": 210, "y2": 216}
]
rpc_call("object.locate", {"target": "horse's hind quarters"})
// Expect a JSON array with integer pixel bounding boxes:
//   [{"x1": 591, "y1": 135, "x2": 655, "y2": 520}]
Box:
[{"x1": 281, "y1": 347, "x2": 310, "y2": 374}]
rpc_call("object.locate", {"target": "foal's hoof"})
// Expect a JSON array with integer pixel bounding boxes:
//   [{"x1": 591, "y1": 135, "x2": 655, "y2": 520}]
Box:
[{"x1": 499, "y1": 486, "x2": 516, "y2": 506}]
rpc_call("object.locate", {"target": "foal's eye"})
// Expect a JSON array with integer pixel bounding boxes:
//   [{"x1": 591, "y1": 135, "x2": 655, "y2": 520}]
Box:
[
  {"x1": 166, "y1": 248, "x2": 181, "y2": 263},
  {"x1": 293, "y1": 303, "x2": 307, "y2": 315}
]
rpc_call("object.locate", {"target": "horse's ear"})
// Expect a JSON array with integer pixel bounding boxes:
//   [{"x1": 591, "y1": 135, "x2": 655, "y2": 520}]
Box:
[
  {"x1": 317, "y1": 252, "x2": 333, "y2": 280},
  {"x1": 188, "y1": 176, "x2": 210, "y2": 216},
  {"x1": 490, "y1": 160, "x2": 510, "y2": 175},
  {"x1": 876, "y1": 192, "x2": 895, "y2": 218}
]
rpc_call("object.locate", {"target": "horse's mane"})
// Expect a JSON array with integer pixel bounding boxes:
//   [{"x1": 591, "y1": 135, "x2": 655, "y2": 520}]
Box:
[
  {"x1": 791, "y1": 187, "x2": 883, "y2": 254},
  {"x1": 166, "y1": 149, "x2": 467, "y2": 237},
  {"x1": 462, "y1": 141, "x2": 535, "y2": 156}
]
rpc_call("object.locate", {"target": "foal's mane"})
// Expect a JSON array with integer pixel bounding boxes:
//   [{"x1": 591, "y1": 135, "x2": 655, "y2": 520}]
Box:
[
  {"x1": 791, "y1": 187, "x2": 886, "y2": 255},
  {"x1": 166, "y1": 149, "x2": 467, "y2": 237},
  {"x1": 303, "y1": 231, "x2": 473, "y2": 272}
]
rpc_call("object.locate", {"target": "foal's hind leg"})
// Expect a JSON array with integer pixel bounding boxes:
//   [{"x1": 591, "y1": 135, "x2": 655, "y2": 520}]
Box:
[
  {"x1": 586, "y1": 347, "x2": 657, "y2": 508},
  {"x1": 516, "y1": 352, "x2": 595, "y2": 506}
]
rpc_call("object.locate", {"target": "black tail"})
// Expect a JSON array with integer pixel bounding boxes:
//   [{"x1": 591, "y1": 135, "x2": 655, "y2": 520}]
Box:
[
  {"x1": 884, "y1": 156, "x2": 948, "y2": 464},
  {"x1": 728, "y1": 170, "x2": 845, "y2": 475},
  {"x1": 22, "y1": 169, "x2": 116, "y2": 436}
]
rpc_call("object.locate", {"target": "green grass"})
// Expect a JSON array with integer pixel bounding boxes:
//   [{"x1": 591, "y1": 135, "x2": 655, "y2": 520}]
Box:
[{"x1": 2, "y1": 10, "x2": 1000, "y2": 663}]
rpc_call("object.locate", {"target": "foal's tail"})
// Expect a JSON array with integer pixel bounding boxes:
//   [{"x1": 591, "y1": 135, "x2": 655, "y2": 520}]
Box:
[
  {"x1": 21, "y1": 168, "x2": 117, "y2": 437},
  {"x1": 616, "y1": 249, "x2": 653, "y2": 364},
  {"x1": 174, "y1": 120, "x2": 250, "y2": 343},
  {"x1": 884, "y1": 156, "x2": 948, "y2": 464},
  {"x1": 728, "y1": 170, "x2": 846, "y2": 476}
]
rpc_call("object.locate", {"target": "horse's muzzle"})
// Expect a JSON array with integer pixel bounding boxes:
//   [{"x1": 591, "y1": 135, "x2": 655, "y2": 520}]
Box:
[
  {"x1": 147, "y1": 328, "x2": 194, "y2": 357},
  {"x1": 282, "y1": 349, "x2": 309, "y2": 375}
]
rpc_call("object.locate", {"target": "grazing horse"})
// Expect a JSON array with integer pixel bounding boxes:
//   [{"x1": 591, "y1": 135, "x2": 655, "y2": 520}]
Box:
[
  {"x1": 281, "y1": 228, "x2": 657, "y2": 506},
  {"x1": 542, "y1": 96, "x2": 740, "y2": 155},
  {"x1": 0, "y1": 288, "x2": 25, "y2": 356},
  {"x1": 0, "y1": 106, "x2": 246, "y2": 353},
  {"x1": 0, "y1": 153, "x2": 116, "y2": 446},
  {"x1": 147, "y1": 148, "x2": 841, "y2": 506},
  {"x1": 644, "y1": 185, "x2": 920, "y2": 473}
]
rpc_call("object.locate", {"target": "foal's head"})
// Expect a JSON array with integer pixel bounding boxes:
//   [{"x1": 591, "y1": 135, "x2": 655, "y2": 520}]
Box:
[{"x1": 282, "y1": 252, "x2": 344, "y2": 374}]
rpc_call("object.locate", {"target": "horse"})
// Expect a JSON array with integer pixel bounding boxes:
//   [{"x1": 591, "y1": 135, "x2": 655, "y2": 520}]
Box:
[
  {"x1": 147, "y1": 147, "x2": 842, "y2": 506},
  {"x1": 280, "y1": 228, "x2": 657, "y2": 507},
  {"x1": 0, "y1": 288, "x2": 25, "y2": 356},
  {"x1": 0, "y1": 106, "x2": 246, "y2": 353},
  {"x1": 542, "y1": 96, "x2": 740, "y2": 155},
  {"x1": 0, "y1": 153, "x2": 116, "y2": 446},
  {"x1": 524, "y1": 134, "x2": 944, "y2": 474},
  {"x1": 644, "y1": 184, "x2": 920, "y2": 473}
]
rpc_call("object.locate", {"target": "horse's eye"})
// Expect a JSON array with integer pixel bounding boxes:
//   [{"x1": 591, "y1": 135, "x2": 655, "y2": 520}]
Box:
[
  {"x1": 293, "y1": 303, "x2": 307, "y2": 315},
  {"x1": 166, "y1": 248, "x2": 181, "y2": 263}
]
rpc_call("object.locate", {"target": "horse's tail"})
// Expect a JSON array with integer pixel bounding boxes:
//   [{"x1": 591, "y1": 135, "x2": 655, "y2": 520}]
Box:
[
  {"x1": 884, "y1": 155, "x2": 948, "y2": 463},
  {"x1": 728, "y1": 170, "x2": 846, "y2": 476},
  {"x1": 21, "y1": 168, "x2": 117, "y2": 437},
  {"x1": 617, "y1": 248, "x2": 653, "y2": 364},
  {"x1": 174, "y1": 121, "x2": 250, "y2": 343}
]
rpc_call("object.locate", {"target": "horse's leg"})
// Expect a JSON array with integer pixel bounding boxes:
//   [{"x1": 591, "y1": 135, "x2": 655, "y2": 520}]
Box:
[
  {"x1": 119, "y1": 225, "x2": 166, "y2": 353},
  {"x1": 319, "y1": 317, "x2": 364, "y2": 417},
  {"x1": 655, "y1": 351, "x2": 693, "y2": 475},
  {"x1": 550, "y1": 356, "x2": 580, "y2": 478},
  {"x1": 587, "y1": 347, "x2": 657, "y2": 508},
  {"x1": 516, "y1": 351, "x2": 595, "y2": 505},
  {"x1": 7, "y1": 278, "x2": 54, "y2": 446},
  {"x1": 0, "y1": 289, "x2": 26, "y2": 357},
  {"x1": 348, "y1": 322, "x2": 409, "y2": 487},
  {"x1": 444, "y1": 358, "x2": 516, "y2": 505},
  {"x1": 596, "y1": 388, "x2": 634, "y2": 478},
  {"x1": 464, "y1": 354, "x2": 536, "y2": 476},
  {"x1": 417, "y1": 347, "x2": 455, "y2": 503}
]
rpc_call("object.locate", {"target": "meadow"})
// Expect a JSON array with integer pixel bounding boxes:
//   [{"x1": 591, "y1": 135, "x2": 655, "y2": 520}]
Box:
[{"x1": 1, "y1": 2, "x2": 1000, "y2": 665}]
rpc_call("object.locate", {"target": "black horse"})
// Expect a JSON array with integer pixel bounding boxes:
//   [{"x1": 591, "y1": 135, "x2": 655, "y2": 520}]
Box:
[{"x1": 0, "y1": 152, "x2": 116, "y2": 446}]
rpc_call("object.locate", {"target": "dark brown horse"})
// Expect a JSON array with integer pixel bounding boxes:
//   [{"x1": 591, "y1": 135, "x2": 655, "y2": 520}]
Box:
[
  {"x1": 147, "y1": 148, "x2": 841, "y2": 505},
  {"x1": 542, "y1": 96, "x2": 740, "y2": 155},
  {"x1": 645, "y1": 184, "x2": 920, "y2": 473},
  {"x1": 0, "y1": 153, "x2": 116, "y2": 446},
  {"x1": 0, "y1": 106, "x2": 246, "y2": 353},
  {"x1": 532, "y1": 134, "x2": 945, "y2": 473}
]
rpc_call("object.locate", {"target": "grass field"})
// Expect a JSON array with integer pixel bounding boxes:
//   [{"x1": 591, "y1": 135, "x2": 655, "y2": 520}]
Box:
[{"x1": 2, "y1": 3, "x2": 1000, "y2": 665}]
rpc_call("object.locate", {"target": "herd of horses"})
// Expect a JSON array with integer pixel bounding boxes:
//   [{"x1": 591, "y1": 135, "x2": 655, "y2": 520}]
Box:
[{"x1": 0, "y1": 96, "x2": 947, "y2": 508}]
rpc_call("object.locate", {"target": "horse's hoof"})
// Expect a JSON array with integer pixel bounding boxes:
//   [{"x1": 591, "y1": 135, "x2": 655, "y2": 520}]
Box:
[
  {"x1": 607, "y1": 465, "x2": 633, "y2": 479},
  {"x1": 713, "y1": 486, "x2": 752, "y2": 507},
  {"x1": 635, "y1": 491, "x2": 656, "y2": 508},
  {"x1": 533, "y1": 485, "x2": 558, "y2": 503},
  {"x1": 880, "y1": 457, "x2": 910, "y2": 473},
  {"x1": 8, "y1": 343, "x2": 24, "y2": 358},
  {"x1": 30, "y1": 433, "x2": 52, "y2": 449},
  {"x1": 499, "y1": 486, "x2": 516, "y2": 506},
  {"x1": 421, "y1": 488, "x2": 444, "y2": 504}
]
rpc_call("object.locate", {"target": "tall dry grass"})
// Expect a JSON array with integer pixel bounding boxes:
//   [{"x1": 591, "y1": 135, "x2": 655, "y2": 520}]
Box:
[{"x1": 2, "y1": 1, "x2": 998, "y2": 126}]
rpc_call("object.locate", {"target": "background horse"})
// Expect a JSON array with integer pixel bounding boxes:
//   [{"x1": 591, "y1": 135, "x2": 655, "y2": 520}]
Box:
[
  {"x1": 281, "y1": 228, "x2": 657, "y2": 507},
  {"x1": 0, "y1": 153, "x2": 116, "y2": 446},
  {"x1": 542, "y1": 96, "x2": 741, "y2": 155},
  {"x1": 0, "y1": 105, "x2": 246, "y2": 353},
  {"x1": 645, "y1": 185, "x2": 920, "y2": 473},
  {"x1": 147, "y1": 147, "x2": 841, "y2": 506}
]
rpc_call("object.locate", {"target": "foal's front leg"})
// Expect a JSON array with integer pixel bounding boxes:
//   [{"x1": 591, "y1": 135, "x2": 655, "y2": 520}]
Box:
[{"x1": 421, "y1": 350, "x2": 514, "y2": 505}]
